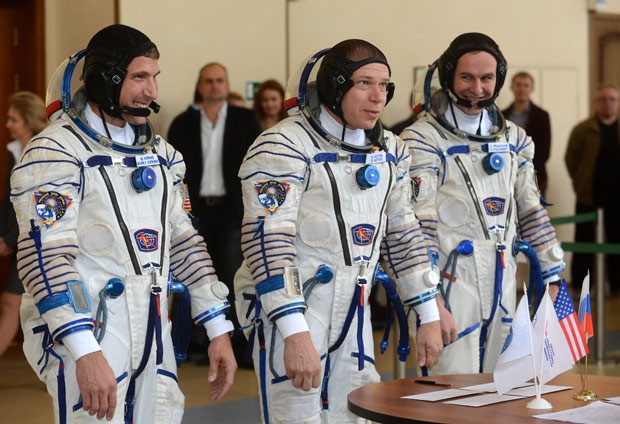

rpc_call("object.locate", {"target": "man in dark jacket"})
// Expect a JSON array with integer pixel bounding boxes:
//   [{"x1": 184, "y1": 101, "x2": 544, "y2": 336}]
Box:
[
  {"x1": 565, "y1": 83, "x2": 620, "y2": 293},
  {"x1": 502, "y1": 72, "x2": 552, "y2": 195},
  {"x1": 168, "y1": 63, "x2": 261, "y2": 366}
]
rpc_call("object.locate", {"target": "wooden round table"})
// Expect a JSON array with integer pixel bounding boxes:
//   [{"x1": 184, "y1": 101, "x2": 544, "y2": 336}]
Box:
[{"x1": 348, "y1": 373, "x2": 619, "y2": 423}]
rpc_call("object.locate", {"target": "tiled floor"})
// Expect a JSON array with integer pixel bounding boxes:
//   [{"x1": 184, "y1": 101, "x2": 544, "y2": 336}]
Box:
[{"x1": 1, "y1": 293, "x2": 619, "y2": 423}]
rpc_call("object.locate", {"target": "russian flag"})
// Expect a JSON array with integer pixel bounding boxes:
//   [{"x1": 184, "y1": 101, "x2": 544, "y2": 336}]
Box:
[{"x1": 578, "y1": 274, "x2": 594, "y2": 341}]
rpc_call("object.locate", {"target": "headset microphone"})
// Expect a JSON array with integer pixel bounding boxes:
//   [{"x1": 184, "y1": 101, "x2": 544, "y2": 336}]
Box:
[
  {"x1": 117, "y1": 101, "x2": 160, "y2": 117},
  {"x1": 149, "y1": 101, "x2": 160, "y2": 113}
]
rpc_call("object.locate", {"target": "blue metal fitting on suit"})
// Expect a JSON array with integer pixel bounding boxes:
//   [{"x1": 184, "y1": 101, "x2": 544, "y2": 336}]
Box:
[
  {"x1": 456, "y1": 240, "x2": 474, "y2": 256},
  {"x1": 356, "y1": 165, "x2": 380, "y2": 189},
  {"x1": 103, "y1": 278, "x2": 125, "y2": 298},
  {"x1": 315, "y1": 264, "x2": 334, "y2": 283},
  {"x1": 482, "y1": 152, "x2": 504, "y2": 174},
  {"x1": 131, "y1": 167, "x2": 157, "y2": 192}
]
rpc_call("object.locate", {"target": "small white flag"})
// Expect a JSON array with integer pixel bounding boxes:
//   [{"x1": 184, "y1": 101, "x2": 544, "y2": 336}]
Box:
[
  {"x1": 493, "y1": 294, "x2": 535, "y2": 394},
  {"x1": 532, "y1": 289, "x2": 575, "y2": 384}
]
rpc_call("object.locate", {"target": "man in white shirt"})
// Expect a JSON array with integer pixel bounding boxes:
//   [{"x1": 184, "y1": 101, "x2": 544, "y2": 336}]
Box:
[{"x1": 168, "y1": 63, "x2": 261, "y2": 367}]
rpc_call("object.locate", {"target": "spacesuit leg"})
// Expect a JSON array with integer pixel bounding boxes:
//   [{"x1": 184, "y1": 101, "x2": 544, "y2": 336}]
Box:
[
  {"x1": 322, "y1": 297, "x2": 379, "y2": 423},
  {"x1": 250, "y1": 306, "x2": 328, "y2": 424}
]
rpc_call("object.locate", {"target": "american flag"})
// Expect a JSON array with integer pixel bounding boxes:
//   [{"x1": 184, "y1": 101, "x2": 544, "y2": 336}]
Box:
[
  {"x1": 182, "y1": 184, "x2": 192, "y2": 211},
  {"x1": 553, "y1": 280, "x2": 587, "y2": 362}
]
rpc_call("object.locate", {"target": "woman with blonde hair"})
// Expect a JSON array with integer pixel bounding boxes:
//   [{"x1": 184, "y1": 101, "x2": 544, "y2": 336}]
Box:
[{"x1": 0, "y1": 91, "x2": 47, "y2": 357}]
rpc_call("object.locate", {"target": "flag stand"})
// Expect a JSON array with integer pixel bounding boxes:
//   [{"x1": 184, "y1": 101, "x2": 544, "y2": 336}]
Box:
[
  {"x1": 572, "y1": 349, "x2": 598, "y2": 401},
  {"x1": 573, "y1": 273, "x2": 597, "y2": 401},
  {"x1": 527, "y1": 284, "x2": 553, "y2": 410},
  {"x1": 527, "y1": 397, "x2": 553, "y2": 410}
]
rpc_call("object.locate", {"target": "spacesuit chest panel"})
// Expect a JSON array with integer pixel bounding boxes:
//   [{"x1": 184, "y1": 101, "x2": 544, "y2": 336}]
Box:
[
  {"x1": 296, "y1": 141, "x2": 392, "y2": 265},
  {"x1": 75, "y1": 142, "x2": 172, "y2": 276},
  {"x1": 435, "y1": 136, "x2": 517, "y2": 242}
]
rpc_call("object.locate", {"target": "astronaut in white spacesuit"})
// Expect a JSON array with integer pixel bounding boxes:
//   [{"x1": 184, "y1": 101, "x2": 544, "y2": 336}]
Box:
[
  {"x1": 11, "y1": 24, "x2": 236, "y2": 423},
  {"x1": 234, "y1": 39, "x2": 442, "y2": 423},
  {"x1": 401, "y1": 32, "x2": 565, "y2": 375}
]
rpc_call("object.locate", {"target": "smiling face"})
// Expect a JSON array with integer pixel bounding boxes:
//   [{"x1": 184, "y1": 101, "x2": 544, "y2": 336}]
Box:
[
  {"x1": 6, "y1": 106, "x2": 33, "y2": 144},
  {"x1": 338, "y1": 62, "x2": 390, "y2": 130},
  {"x1": 260, "y1": 88, "x2": 283, "y2": 118},
  {"x1": 117, "y1": 55, "x2": 160, "y2": 125},
  {"x1": 452, "y1": 51, "x2": 497, "y2": 115}
]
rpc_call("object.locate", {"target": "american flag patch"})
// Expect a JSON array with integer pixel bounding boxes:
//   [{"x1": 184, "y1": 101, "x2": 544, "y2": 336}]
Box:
[{"x1": 182, "y1": 184, "x2": 192, "y2": 211}]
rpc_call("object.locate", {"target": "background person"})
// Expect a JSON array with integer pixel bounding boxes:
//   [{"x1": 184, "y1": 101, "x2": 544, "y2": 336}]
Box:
[
  {"x1": 168, "y1": 62, "x2": 261, "y2": 368},
  {"x1": 502, "y1": 71, "x2": 552, "y2": 196},
  {"x1": 252, "y1": 79, "x2": 288, "y2": 131},
  {"x1": 565, "y1": 83, "x2": 620, "y2": 294},
  {"x1": 0, "y1": 91, "x2": 47, "y2": 358}
]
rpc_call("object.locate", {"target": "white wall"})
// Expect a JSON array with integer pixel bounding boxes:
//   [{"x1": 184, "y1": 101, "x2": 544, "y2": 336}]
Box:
[
  {"x1": 45, "y1": 0, "x2": 620, "y2": 248},
  {"x1": 45, "y1": 0, "x2": 115, "y2": 86}
]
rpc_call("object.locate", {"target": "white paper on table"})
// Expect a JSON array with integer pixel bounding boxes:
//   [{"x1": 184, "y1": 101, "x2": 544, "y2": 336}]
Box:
[
  {"x1": 401, "y1": 389, "x2": 479, "y2": 402},
  {"x1": 506, "y1": 384, "x2": 573, "y2": 397},
  {"x1": 532, "y1": 401, "x2": 620, "y2": 423},
  {"x1": 443, "y1": 393, "x2": 524, "y2": 407},
  {"x1": 604, "y1": 396, "x2": 620, "y2": 404},
  {"x1": 461, "y1": 382, "x2": 532, "y2": 392}
]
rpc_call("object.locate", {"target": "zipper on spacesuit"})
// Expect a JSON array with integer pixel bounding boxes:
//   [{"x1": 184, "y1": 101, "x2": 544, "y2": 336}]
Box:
[
  {"x1": 454, "y1": 156, "x2": 490, "y2": 240},
  {"x1": 322, "y1": 162, "x2": 352, "y2": 266},
  {"x1": 98, "y1": 167, "x2": 143, "y2": 275},
  {"x1": 355, "y1": 258, "x2": 368, "y2": 371}
]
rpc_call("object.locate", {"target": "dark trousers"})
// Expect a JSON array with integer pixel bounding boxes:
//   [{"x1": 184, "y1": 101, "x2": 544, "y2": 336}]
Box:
[
  {"x1": 571, "y1": 202, "x2": 620, "y2": 293},
  {"x1": 189, "y1": 198, "x2": 251, "y2": 366}
]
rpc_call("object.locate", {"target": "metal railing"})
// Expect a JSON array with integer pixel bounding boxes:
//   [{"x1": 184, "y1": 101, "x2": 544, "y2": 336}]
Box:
[{"x1": 550, "y1": 208, "x2": 610, "y2": 363}]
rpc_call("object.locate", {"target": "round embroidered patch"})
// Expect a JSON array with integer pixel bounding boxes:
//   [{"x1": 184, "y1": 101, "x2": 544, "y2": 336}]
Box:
[
  {"x1": 33, "y1": 191, "x2": 72, "y2": 228},
  {"x1": 254, "y1": 180, "x2": 290, "y2": 215}
]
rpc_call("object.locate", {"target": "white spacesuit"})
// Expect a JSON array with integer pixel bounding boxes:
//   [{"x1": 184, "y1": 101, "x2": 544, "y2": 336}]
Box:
[
  {"x1": 11, "y1": 25, "x2": 233, "y2": 423},
  {"x1": 234, "y1": 40, "x2": 440, "y2": 423},
  {"x1": 401, "y1": 33, "x2": 565, "y2": 375}
]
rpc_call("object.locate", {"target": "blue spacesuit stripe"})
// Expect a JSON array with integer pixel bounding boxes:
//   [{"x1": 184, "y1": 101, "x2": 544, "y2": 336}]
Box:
[
  {"x1": 170, "y1": 233, "x2": 203, "y2": 251},
  {"x1": 256, "y1": 318, "x2": 270, "y2": 424},
  {"x1": 171, "y1": 255, "x2": 213, "y2": 278},
  {"x1": 21, "y1": 261, "x2": 76, "y2": 288},
  {"x1": 479, "y1": 249, "x2": 504, "y2": 372},
  {"x1": 267, "y1": 302, "x2": 306, "y2": 321},
  {"x1": 250, "y1": 133, "x2": 306, "y2": 158},
  {"x1": 169, "y1": 244, "x2": 209, "y2": 268},
  {"x1": 28, "y1": 220, "x2": 53, "y2": 297},
  {"x1": 245, "y1": 140, "x2": 308, "y2": 164},
  {"x1": 521, "y1": 222, "x2": 554, "y2": 240},
  {"x1": 350, "y1": 352, "x2": 375, "y2": 365}
]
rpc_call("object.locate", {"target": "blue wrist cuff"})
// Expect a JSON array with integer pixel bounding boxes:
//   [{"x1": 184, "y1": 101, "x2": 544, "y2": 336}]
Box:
[{"x1": 256, "y1": 275, "x2": 285, "y2": 296}]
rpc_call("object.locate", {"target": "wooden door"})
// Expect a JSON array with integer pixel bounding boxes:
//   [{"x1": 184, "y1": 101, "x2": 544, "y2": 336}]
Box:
[
  {"x1": 0, "y1": 0, "x2": 45, "y2": 290},
  {"x1": 589, "y1": 12, "x2": 620, "y2": 111}
]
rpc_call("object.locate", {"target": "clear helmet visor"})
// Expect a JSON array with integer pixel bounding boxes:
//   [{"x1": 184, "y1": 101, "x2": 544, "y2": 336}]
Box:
[
  {"x1": 285, "y1": 47, "x2": 378, "y2": 150},
  {"x1": 412, "y1": 62, "x2": 441, "y2": 114},
  {"x1": 284, "y1": 48, "x2": 330, "y2": 116},
  {"x1": 45, "y1": 51, "x2": 86, "y2": 121}
]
